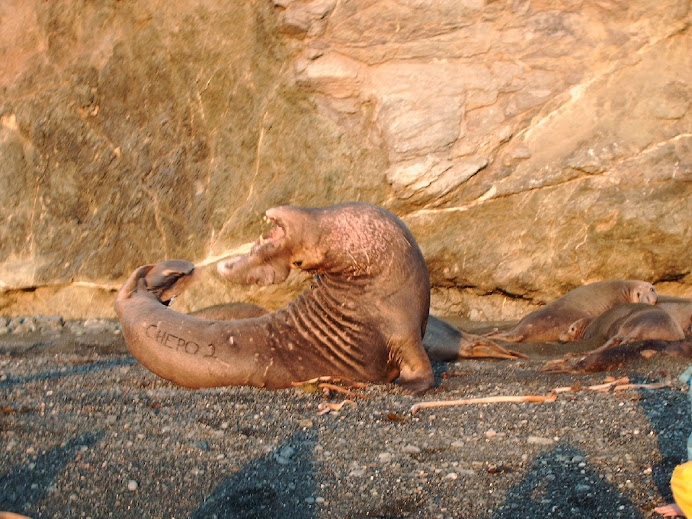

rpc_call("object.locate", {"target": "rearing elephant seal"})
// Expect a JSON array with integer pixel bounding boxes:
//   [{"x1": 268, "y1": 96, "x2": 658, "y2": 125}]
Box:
[
  {"x1": 486, "y1": 280, "x2": 658, "y2": 343},
  {"x1": 115, "y1": 202, "x2": 435, "y2": 394}
]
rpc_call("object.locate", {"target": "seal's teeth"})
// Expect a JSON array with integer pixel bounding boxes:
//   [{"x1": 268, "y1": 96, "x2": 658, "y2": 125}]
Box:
[
  {"x1": 169, "y1": 295, "x2": 176, "y2": 306},
  {"x1": 259, "y1": 235, "x2": 265, "y2": 244}
]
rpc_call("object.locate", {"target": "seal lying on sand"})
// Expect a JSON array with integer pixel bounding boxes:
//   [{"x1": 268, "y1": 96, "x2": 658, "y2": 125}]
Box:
[
  {"x1": 657, "y1": 295, "x2": 692, "y2": 336},
  {"x1": 486, "y1": 280, "x2": 658, "y2": 343},
  {"x1": 558, "y1": 303, "x2": 686, "y2": 349},
  {"x1": 116, "y1": 203, "x2": 439, "y2": 393},
  {"x1": 545, "y1": 301, "x2": 689, "y2": 373}
]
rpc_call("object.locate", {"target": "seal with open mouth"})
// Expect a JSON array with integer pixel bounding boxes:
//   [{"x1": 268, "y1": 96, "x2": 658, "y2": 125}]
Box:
[{"x1": 115, "y1": 203, "x2": 437, "y2": 393}]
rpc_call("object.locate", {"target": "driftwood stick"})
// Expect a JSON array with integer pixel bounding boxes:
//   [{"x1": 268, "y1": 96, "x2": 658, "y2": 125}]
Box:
[
  {"x1": 317, "y1": 399, "x2": 357, "y2": 415},
  {"x1": 411, "y1": 376, "x2": 672, "y2": 413},
  {"x1": 411, "y1": 393, "x2": 558, "y2": 413}
]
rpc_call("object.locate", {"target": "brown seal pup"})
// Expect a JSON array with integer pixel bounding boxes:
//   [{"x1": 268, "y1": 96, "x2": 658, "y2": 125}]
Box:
[
  {"x1": 115, "y1": 202, "x2": 435, "y2": 394},
  {"x1": 657, "y1": 295, "x2": 692, "y2": 336},
  {"x1": 486, "y1": 280, "x2": 658, "y2": 343},
  {"x1": 558, "y1": 303, "x2": 686, "y2": 349},
  {"x1": 545, "y1": 302, "x2": 686, "y2": 373}
]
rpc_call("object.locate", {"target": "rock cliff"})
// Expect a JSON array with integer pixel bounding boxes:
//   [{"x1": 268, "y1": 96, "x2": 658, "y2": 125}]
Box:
[{"x1": 0, "y1": 0, "x2": 690, "y2": 319}]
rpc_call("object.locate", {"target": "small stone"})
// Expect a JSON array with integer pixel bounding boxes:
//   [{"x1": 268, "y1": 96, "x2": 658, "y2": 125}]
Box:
[
  {"x1": 349, "y1": 469, "x2": 366, "y2": 477},
  {"x1": 378, "y1": 452, "x2": 394, "y2": 462},
  {"x1": 527, "y1": 435, "x2": 555, "y2": 445},
  {"x1": 485, "y1": 429, "x2": 497, "y2": 438},
  {"x1": 299, "y1": 419, "x2": 314, "y2": 428},
  {"x1": 445, "y1": 472, "x2": 458, "y2": 480},
  {"x1": 193, "y1": 441, "x2": 209, "y2": 451},
  {"x1": 127, "y1": 480, "x2": 138, "y2": 491},
  {"x1": 280, "y1": 446, "x2": 296, "y2": 459},
  {"x1": 305, "y1": 496, "x2": 316, "y2": 504},
  {"x1": 403, "y1": 445, "x2": 421, "y2": 454}
]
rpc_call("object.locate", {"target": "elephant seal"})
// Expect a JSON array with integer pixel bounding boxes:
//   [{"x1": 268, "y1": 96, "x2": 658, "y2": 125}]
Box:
[
  {"x1": 191, "y1": 302, "x2": 269, "y2": 320},
  {"x1": 115, "y1": 202, "x2": 435, "y2": 394},
  {"x1": 558, "y1": 303, "x2": 686, "y2": 349},
  {"x1": 189, "y1": 301, "x2": 525, "y2": 362},
  {"x1": 657, "y1": 295, "x2": 692, "y2": 336},
  {"x1": 486, "y1": 280, "x2": 658, "y2": 343}
]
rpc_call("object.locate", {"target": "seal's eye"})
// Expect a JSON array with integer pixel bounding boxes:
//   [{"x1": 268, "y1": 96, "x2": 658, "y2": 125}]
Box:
[{"x1": 293, "y1": 260, "x2": 303, "y2": 267}]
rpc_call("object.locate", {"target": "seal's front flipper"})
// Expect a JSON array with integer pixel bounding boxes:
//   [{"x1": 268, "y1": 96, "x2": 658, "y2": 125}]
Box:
[{"x1": 393, "y1": 336, "x2": 435, "y2": 395}]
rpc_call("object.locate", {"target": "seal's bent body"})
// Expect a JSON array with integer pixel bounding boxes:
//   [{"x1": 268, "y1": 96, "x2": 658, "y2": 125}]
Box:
[{"x1": 115, "y1": 203, "x2": 435, "y2": 394}]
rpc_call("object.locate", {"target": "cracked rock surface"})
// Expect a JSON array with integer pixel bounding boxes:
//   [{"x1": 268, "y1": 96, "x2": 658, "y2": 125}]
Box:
[{"x1": 0, "y1": 0, "x2": 690, "y2": 319}]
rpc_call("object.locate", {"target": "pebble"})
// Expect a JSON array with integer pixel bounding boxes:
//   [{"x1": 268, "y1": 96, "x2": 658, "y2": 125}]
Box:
[
  {"x1": 127, "y1": 480, "x2": 138, "y2": 491},
  {"x1": 275, "y1": 456, "x2": 291, "y2": 465},
  {"x1": 378, "y1": 452, "x2": 393, "y2": 462},
  {"x1": 402, "y1": 444, "x2": 421, "y2": 454},
  {"x1": 280, "y1": 446, "x2": 296, "y2": 459},
  {"x1": 527, "y1": 435, "x2": 555, "y2": 445}
]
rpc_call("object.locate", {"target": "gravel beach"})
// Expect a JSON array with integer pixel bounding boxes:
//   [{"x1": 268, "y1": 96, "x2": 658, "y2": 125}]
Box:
[{"x1": 1, "y1": 317, "x2": 690, "y2": 519}]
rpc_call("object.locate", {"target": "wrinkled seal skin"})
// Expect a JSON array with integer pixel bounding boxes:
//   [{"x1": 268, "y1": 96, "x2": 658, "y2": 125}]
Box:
[
  {"x1": 189, "y1": 304, "x2": 525, "y2": 362},
  {"x1": 115, "y1": 202, "x2": 435, "y2": 394},
  {"x1": 487, "y1": 280, "x2": 658, "y2": 343}
]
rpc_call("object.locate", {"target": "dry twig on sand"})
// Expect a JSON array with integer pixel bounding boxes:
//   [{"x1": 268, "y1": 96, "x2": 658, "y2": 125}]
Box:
[{"x1": 410, "y1": 377, "x2": 672, "y2": 413}]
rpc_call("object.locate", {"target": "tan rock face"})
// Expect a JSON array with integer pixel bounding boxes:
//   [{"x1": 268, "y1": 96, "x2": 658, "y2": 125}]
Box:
[{"x1": 0, "y1": 0, "x2": 690, "y2": 319}]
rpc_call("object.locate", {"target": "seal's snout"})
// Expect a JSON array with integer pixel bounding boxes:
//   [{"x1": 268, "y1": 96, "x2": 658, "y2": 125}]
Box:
[{"x1": 641, "y1": 285, "x2": 658, "y2": 305}]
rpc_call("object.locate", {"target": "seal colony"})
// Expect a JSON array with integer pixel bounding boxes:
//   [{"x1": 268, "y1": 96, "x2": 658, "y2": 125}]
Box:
[
  {"x1": 116, "y1": 203, "x2": 526, "y2": 394},
  {"x1": 485, "y1": 280, "x2": 659, "y2": 343},
  {"x1": 116, "y1": 202, "x2": 692, "y2": 391}
]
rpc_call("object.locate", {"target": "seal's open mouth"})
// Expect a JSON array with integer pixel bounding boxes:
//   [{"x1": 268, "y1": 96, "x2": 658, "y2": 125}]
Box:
[{"x1": 258, "y1": 212, "x2": 286, "y2": 246}]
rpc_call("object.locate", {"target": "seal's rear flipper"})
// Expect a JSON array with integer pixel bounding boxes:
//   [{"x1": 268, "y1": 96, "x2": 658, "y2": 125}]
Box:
[{"x1": 457, "y1": 334, "x2": 528, "y2": 360}]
